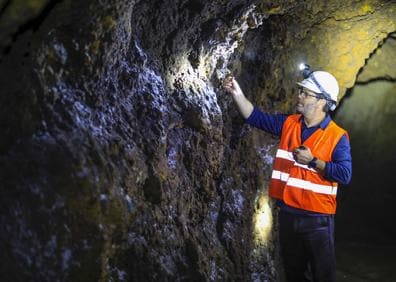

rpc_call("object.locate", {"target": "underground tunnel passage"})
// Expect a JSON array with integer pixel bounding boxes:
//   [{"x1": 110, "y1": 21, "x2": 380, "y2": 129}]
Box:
[
  {"x1": 0, "y1": 0, "x2": 396, "y2": 281},
  {"x1": 332, "y1": 33, "x2": 396, "y2": 281}
]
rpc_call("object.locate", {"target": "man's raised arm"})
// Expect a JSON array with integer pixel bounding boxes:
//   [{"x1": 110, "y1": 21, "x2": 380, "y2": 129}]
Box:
[{"x1": 223, "y1": 76, "x2": 254, "y2": 119}]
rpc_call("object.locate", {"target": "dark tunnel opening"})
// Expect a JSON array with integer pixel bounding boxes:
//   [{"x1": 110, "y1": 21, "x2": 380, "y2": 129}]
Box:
[{"x1": 333, "y1": 33, "x2": 396, "y2": 281}]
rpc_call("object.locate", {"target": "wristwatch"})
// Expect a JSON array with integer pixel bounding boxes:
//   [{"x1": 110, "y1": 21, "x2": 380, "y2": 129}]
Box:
[{"x1": 308, "y1": 157, "x2": 317, "y2": 169}]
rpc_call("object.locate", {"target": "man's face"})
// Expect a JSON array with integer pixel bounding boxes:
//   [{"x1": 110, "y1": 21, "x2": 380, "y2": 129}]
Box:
[{"x1": 296, "y1": 87, "x2": 321, "y2": 115}]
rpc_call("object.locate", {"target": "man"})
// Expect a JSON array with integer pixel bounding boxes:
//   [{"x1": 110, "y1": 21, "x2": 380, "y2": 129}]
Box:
[{"x1": 223, "y1": 70, "x2": 352, "y2": 282}]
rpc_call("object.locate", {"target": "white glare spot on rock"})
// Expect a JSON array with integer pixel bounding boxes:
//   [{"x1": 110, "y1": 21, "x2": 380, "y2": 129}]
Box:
[
  {"x1": 209, "y1": 259, "x2": 218, "y2": 280},
  {"x1": 231, "y1": 189, "x2": 245, "y2": 216},
  {"x1": 115, "y1": 268, "x2": 127, "y2": 281},
  {"x1": 253, "y1": 194, "x2": 273, "y2": 246},
  {"x1": 53, "y1": 41, "x2": 68, "y2": 64},
  {"x1": 167, "y1": 146, "x2": 177, "y2": 169},
  {"x1": 258, "y1": 145, "x2": 274, "y2": 166},
  {"x1": 125, "y1": 194, "x2": 134, "y2": 213},
  {"x1": 44, "y1": 235, "x2": 57, "y2": 258},
  {"x1": 62, "y1": 249, "x2": 72, "y2": 271}
]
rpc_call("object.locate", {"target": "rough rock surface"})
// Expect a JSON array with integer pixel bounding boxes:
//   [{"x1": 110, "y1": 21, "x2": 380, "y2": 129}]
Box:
[{"x1": 0, "y1": 0, "x2": 395, "y2": 281}]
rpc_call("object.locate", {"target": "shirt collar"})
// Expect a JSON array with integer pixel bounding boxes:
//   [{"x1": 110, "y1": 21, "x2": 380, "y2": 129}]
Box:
[{"x1": 300, "y1": 114, "x2": 331, "y2": 130}]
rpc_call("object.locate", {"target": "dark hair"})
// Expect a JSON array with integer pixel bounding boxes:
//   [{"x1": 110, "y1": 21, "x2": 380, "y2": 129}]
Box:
[{"x1": 322, "y1": 103, "x2": 330, "y2": 113}]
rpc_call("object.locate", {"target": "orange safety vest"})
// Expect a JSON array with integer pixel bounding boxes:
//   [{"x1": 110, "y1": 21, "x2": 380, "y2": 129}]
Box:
[{"x1": 269, "y1": 114, "x2": 348, "y2": 214}]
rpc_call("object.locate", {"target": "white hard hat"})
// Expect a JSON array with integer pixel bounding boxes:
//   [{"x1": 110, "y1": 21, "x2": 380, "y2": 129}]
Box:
[{"x1": 297, "y1": 71, "x2": 339, "y2": 104}]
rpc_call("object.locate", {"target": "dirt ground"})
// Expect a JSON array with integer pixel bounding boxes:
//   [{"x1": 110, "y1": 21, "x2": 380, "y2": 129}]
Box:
[{"x1": 336, "y1": 242, "x2": 396, "y2": 282}]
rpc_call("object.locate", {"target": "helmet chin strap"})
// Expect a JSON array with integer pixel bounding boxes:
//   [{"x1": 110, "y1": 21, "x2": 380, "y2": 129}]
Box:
[{"x1": 309, "y1": 73, "x2": 337, "y2": 111}]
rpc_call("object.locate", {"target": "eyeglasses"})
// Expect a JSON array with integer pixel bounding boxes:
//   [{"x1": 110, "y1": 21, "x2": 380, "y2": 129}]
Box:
[{"x1": 298, "y1": 88, "x2": 320, "y2": 99}]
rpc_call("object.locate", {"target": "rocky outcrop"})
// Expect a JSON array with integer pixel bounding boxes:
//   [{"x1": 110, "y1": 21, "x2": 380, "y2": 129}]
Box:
[{"x1": 0, "y1": 0, "x2": 395, "y2": 280}]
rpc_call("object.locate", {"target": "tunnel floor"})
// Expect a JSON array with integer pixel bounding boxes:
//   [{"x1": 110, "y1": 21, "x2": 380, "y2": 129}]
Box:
[{"x1": 336, "y1": 242, "x2": 396, "y2": 282}]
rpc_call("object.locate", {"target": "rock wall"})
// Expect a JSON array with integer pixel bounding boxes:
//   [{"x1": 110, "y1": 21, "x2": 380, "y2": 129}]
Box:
[{"x1": 0, "y1": 0, "x2": 395, "y2": 280}]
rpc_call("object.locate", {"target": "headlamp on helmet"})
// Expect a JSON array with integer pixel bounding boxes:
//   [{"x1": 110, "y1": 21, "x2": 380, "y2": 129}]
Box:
[{"x1": 299, "y1": 63, "x2": 313, "y2": 79}]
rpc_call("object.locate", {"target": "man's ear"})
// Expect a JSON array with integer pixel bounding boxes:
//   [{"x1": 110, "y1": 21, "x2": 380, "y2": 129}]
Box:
[{"x1": 318, "y1": 98, "x2": 327, "y2": 108}]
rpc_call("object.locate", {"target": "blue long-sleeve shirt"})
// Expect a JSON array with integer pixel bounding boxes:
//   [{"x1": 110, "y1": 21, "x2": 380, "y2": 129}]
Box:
[{"x1": 246, "y1": 107, "x2": 352, "y2": 215}]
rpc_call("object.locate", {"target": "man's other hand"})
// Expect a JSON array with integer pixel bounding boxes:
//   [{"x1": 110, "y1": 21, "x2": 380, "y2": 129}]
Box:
[{"x1": 293, "y1": 145, "x2": 314, "y2": 165}]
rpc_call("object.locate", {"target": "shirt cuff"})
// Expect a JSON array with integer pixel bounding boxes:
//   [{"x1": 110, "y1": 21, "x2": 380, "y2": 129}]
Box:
[{"x1": 245, "y1": 106, "x2": 257, "y2": 123}]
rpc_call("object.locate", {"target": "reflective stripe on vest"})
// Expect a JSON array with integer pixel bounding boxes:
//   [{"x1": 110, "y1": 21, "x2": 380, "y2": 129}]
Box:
[
  {"x1": 275, "y1": 149, "x2": 317, "y2": 172},
  {"x1": 272, "y1": 169, "x2": 338, "y2": 195},
  {"x1": 268, "y1": 114, "x2": 347, "y2": 214}
]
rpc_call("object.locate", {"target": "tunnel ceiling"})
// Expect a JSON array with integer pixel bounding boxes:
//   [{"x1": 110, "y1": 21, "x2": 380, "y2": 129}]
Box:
[
  {"x1": 1, "y1": 0, "x2": 396, "y2": 280},
  {"x1": 356, "y1": 33, "x2": 396, "y2": 82}
]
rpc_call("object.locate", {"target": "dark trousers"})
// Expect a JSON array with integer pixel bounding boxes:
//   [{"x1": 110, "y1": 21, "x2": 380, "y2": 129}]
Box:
[{"x1": 278, "y1": 210, "x2": 336, "y2": 282}]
